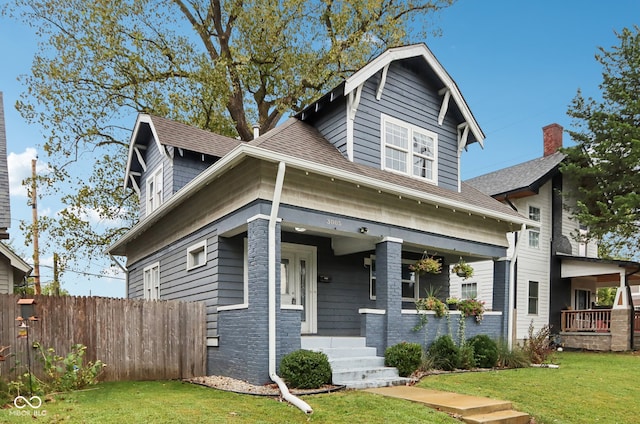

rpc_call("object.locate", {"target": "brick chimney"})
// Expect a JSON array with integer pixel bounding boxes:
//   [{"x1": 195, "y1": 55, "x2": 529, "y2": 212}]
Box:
[{"x1": 543, "y1": 123, "x2": 563, "y2": 156}]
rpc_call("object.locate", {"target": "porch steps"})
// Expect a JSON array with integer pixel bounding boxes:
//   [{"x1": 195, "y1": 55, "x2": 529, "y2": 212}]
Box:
[{"x1": 301, "y1": 336, "x2": 412, "y2": 389}]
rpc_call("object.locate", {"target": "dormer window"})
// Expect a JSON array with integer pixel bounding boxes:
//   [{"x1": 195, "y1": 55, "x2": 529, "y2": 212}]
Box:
[
  {"x1": 146, "y1": 165, "x2": 163, "y2": 214},
  {"x1": 382, "y1": 114, "x2": 437, "y2": 183}
]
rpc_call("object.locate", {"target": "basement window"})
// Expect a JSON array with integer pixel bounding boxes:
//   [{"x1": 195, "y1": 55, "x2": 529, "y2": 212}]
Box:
[{"x1": 187, "y1": 240, "x2": 207, "y2": 270}]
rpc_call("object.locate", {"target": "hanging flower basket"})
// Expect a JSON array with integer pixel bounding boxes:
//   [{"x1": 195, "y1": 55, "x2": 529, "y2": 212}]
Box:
[
  {"x1": 409, "y1": 254, "x2": 442, "y2": 275},
  {"x1": 451, "y1": 258, "x2": 474, "y2": 280}
]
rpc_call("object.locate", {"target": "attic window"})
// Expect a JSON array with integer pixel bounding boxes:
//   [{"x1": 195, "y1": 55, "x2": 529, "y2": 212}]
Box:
[
  {"x1": 146, "y1": 165, "x2": 163, "y2": 215},
  {"x1": 381, "y1": 114, "x2": 437, "y2": 183}
]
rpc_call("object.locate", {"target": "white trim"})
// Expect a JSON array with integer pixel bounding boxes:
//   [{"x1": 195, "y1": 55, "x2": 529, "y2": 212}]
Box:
[
  {"x1": 124, "y1": 114, "x2": 168, "y2": 190},
  {"x1": 376, "y1": 64, "x2": 390, "y2": 100},
  {"x1": 0, "y1": 243, "x2": 32, "y2": 274},
  {"x1": 143, "y1": 262, "x2": 160, "y2": 300},
  {"x1": 145, "y1": 164, "x2": 163, "y2": 215},
  {"x1": 186, "y1": 240, "x2": 207, "y2": 271},
  {"x1": 380, "y1": 236, "x2": 403, "y2": 244},
  {"x1": 243, "y1": 238, "x2": 249, "y2": 305},
  {"x1": 343, "y1": 44, "x2": 484, "y2": 148},
  {"x1": 282, "y1": 304, "x2": 304, "y2": 311},
  {"x1": 206, "y1": 337, "x2": 219, "y2": 347},
  {"x1": 109, "y1": 143, "x2": 537, "y2": 255},
  {"x1": 358, "y1": 308, "x2": 386, "y2": 315},
  {"x1": 381, "y1": 114, "x2": 438, "y2": 184},
  {"x1": 218, "y1": 303, "x2": 249, "y2": 311},
  {"x1": 437, "y1": 88, "x2": 451, "y2": 125},
  {"x1": 247, "y1": 214, "x2": 273, "y2": 223}
]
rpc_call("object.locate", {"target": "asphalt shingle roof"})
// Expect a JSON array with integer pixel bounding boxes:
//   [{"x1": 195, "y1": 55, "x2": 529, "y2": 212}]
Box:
[
  {"x1": 466, "y1": 152, "x2": 565, "y2": 197},
  {"x1": 250, "y1": 118, "x2": 524, "y2": 220},
  {"x1": 148, "y1": 115, "x2": 242, "y2": 157}
]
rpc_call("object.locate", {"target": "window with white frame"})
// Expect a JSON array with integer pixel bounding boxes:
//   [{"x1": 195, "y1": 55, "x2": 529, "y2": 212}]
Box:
[
  {"x1": 146, "y1": 166, "x2": 163, "y2": 214},
  {"x1": 382, "y1": 115, "x2": 437, "y2": 183},
  {"x1": 187, "y1": 240, "x2": 207, "y2": 270},
  {"x1": 578, "y1": 223, "x2": 588, "y2": 256},
  {"x1": 368, "y1": 257, "x2": 420, "y2": 301},
  {"x1": 528, "y1": 205, "x2": 541, "y2": 249},
  {"x1": 143, "y1": 262, "x2": 160, "y2": 300},
  {"x1": 528, "y1": 281, "x2": 539, "y2": 314},
  {"x1": 461, "y1": 282, "x2": 477, "y2": 299}
]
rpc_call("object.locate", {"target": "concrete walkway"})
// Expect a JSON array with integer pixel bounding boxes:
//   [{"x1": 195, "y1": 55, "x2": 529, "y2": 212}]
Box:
[{"x1": 365, "y1": 386, "x2": 530, "y2": 424}]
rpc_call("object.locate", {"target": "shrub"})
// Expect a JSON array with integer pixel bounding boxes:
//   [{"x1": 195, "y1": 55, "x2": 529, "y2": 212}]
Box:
[
  {"x1": 522, "y1": 322, "x2": 555, "y2": 364},
  {"x1": 384, "y1": 342, "x2": 422, "y2": 377},
  {"x1": 279, "y1": 349, "x2": 332, "y2": 389},
  {"x1": 457, "y1": 343, "x2": 476, "y2": 370},
  {"x1": 496, "y1": 341, "x2": 529, "y2": 369},
  {"x1": 468, "y1": 335, "x2": 499, "y2": 368},
  {"x1": 34, "y1": 343, "x2": 106, "y2": 392},
  {"x1": 428, "y1": 335, "x2": 459, "y2": 371}
]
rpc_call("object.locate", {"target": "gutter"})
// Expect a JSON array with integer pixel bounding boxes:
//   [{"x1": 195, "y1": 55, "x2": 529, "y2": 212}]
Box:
[
  {"x1": 508, "y1": 223, "x2": 526, "y2": 349},
  {"x1": 108, "y1": 144, "x2": 537, "y2": 255},
  {"x1": 268, "y1": 161, "x2": 313, "y2": 414}
]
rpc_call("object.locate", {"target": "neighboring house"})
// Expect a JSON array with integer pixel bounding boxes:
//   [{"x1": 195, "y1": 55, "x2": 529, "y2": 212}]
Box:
[
  {"x1": 108, "y1": 44, "x2": 535, "y2": 385},
  {"x1": 0, "y1": 91, "x2": 32, "y2": 293},
  {"x1": 465, "y1": 124, "x2": 639, "y2": 349}
]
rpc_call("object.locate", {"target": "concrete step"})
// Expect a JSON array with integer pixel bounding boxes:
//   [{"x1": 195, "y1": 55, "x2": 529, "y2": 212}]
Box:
[
  {"x1": 332, "y1": 366, "x2": 402, "y2": 384},
  {"x1": 329, "y1": 356, "x2": 385, "y2": 370},
  {"x1": 301, "y1": 336, "x2": 366, "y2": 349},
  {"x1": 336, "y1": 377, "x2": 413, "y2": 390},
  {"x1": 313, "y1": 346, "x2": 378, "y2": 358},
  {"x1": 463, "y1": 409, "x2": 531, "y2": 424}
]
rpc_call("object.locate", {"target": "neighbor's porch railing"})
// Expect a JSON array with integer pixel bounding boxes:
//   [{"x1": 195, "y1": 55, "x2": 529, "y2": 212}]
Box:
[{"x1": 561, "y1": 309, "x2": 611, "y2": 332}]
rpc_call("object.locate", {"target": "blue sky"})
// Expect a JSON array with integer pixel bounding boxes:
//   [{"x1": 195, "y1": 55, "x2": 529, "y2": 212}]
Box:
[{"x1": 1, "y1": 0, "x2": 639, "y2": 297}]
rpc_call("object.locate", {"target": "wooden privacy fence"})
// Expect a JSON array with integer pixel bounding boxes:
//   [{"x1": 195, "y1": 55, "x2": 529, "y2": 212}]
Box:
[{"x1": 0, "y1": 294, "x2": 206, "y2": 382}]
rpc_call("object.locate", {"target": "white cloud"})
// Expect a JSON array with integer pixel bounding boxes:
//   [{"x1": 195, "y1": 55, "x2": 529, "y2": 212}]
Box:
[{"x1": 7, "y1": 148, "x2": 48, "y2": 198}]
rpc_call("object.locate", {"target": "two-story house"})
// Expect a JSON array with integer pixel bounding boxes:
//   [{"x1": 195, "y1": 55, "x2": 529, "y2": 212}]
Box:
[
  {"x1": 463, "y1": 124, "x2": 639, "y2": 350},
  {"x1": 0, "y1": 91, "x2": 32, "y2": 294},
  {"x1": 108, "y1": 44, "x2": 536, "y2": 387}
]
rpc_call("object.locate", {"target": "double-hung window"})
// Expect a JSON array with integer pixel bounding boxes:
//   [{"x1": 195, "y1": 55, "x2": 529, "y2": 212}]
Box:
[
  {"x1": 146, "y1": 166, "x2": 163, "y2": 215},
  {"x1": 528, "y1": 205, "x2": 541, "y2": 249},
  {"x1": 528, "y1": 281, "x2": 539, "y2": 314},
  {"x1": 368, "y1": 257, "x2": 420, "y2": 301},
  {"x1": 143, "y1": 262, "x2": 160, "y2": 300},
  {"x1": 461, "y1": 282, "x2": 478, "y2": 299},
  {"x1": 382, "y1": 115, "x2": 437, "y2": 183}
]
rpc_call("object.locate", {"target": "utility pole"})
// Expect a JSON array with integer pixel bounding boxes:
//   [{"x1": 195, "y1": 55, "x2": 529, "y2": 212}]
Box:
[
  {"x1": 53, "y1": 253, "x2": 60, "y2": 296},
  {"x1": 31, "y1": 158, "x2": 41, "y2": 295}
]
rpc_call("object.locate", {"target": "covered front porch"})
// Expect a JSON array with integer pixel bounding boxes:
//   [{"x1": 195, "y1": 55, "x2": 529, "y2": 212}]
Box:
[{"x1": 556, "y1": 255, "x2": 640, "y2": 351}]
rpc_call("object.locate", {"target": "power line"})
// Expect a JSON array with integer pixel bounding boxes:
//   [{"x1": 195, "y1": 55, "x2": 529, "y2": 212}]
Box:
[{"x1": 26, "y1": 263, "x2": 126, "y2": 281}]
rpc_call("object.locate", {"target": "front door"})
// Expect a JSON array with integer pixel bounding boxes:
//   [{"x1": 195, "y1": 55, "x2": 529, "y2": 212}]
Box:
[{"x1": 281, "y1": 243, "x2": 317, "y2": 334}]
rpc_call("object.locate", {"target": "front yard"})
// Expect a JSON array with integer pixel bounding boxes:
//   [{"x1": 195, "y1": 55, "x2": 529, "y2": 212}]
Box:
[{"x1": 3, "y1": 351, "x2": 639, "y2": 423}]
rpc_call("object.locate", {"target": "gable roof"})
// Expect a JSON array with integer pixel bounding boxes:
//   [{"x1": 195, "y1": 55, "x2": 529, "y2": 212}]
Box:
[
  {"x1": 297, "y1": 43, "x2": 484, "y2": 148},
  {"x1": 0, "y1": 92, "x2": 10, "y2": 238},
  {"x1": 124, "y1": 114, "x2": 241, "y2": 191},
  {"x1": 466, "y1": 151, "x2": 566, "y2": 200},
  {"x1": 0, "y1": 242, "x2": 31, "y2": 275}
]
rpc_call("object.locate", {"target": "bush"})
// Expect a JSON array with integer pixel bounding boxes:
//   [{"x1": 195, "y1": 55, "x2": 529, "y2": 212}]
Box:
[
  {"x1": 384, "y1": 342, "x2": 422, "y2": 377},
  {"x1": 457, "y1": 343, "x2": 476, "y2": 370},
  {"x1": 34, "y1": 343, "x2": 106, "y2": 392},
  {"x1": 468, "y1": 335, "x2": 499, "y2": 368},
  {"x1": 496, "y1": 341, "x2": 529, "y2": 369},
  {"x1": 279, "y1": 349, "x2": 332, "y2": 389},
  {"x1": 428, "y1": 335, "x2": 459, "y2": 371},
  {"x1": 522, "y1": 322, "x2": 555, "y2": 364}
]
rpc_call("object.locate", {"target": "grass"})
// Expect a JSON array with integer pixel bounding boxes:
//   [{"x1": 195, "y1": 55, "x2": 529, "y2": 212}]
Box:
[
  {"x1": 417, "y1": 351, "x2": 640, "y2": 424},
  {"x1": 1, "y1": 380, "x2": 458, "y2": 423},
  {"x1": 3, "y1": 351, "x2": 638, "y2": 423}
]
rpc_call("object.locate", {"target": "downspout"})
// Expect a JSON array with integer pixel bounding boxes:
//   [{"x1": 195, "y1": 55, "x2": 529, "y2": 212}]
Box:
[
  {"x1": 268, "y1": 161, "x2": 313, "y2": 414},
  {"x1": 508, "y1": 223, "x2": 526, "y2": 349}
]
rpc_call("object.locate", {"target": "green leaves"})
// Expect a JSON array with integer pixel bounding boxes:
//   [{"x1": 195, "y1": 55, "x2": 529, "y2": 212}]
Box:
[{"x1": 561, "y1": 25, "x2": 640, "y2": 259}]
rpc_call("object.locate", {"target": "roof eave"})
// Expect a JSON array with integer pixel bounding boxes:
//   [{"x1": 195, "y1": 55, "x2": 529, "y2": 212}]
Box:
[{"x1": 109, "y1": 145, "x2": 534, "y2": 256}]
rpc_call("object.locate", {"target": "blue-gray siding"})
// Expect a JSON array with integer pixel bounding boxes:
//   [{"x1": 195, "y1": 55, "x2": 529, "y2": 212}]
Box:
[
  {"x1": 313, "y1": 97, "x2": 348, "y2": 157},
  {"x1": 172, "y1": 152, "x2": 214, "y2": 193},
  {"x1": 353, "y1": 62, "x2": 460, "y2": 191},
  {"x1": 138, "y1": 134, "x2": 173, "y2": 219}
]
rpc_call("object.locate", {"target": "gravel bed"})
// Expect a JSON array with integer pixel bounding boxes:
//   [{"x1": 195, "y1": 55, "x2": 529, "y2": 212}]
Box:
[{"x1": 186, "y1": 375, "x2": 345, "y2": 396}]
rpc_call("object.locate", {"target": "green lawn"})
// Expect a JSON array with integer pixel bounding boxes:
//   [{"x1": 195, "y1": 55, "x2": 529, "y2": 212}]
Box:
[
  {"x1": 417, "y1": 351, "x2": 640, "y2": 424},
  {"x1": 1, "y1": 380, "x2": 457, "y2": 423},
  {"x1": 3, "y1": 351, "x2": 637, "y2": 423}
]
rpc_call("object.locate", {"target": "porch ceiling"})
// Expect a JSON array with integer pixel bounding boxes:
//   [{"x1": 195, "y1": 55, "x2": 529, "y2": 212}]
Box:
[{"x1": 560, "y1": 254, "x2": 640, "y2": 286}]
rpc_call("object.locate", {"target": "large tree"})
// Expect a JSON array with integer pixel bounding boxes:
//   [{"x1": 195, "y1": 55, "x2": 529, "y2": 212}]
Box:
[
  {"x1": 561, "y1": 26, "x2": 640, "y2": 259},
  {"x1": 5, "y1": 0, "x2": 455, "y2": 270}
]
